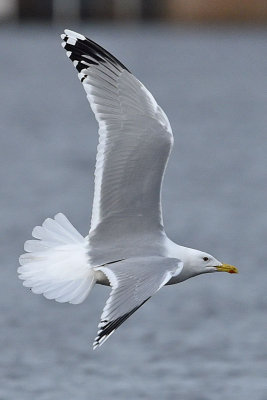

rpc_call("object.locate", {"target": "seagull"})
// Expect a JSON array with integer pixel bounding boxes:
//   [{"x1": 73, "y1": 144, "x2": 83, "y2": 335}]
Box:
[{"x1": 18, "y1": 29, "x2": 238, "y2": 349}]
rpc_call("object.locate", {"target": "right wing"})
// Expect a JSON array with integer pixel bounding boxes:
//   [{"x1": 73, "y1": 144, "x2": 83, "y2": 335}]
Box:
[
  {"x1": 93, "y1": 256, "x2": 183, "y2": 349},
  {"x1": 61, "y1": 30, "x2": 173, "y2": 251}
]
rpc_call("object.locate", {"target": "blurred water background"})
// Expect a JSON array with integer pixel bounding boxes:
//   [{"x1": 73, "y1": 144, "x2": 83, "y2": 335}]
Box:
[{"x1": 1, "y1": 1, "x2": 267, "y2": 399}]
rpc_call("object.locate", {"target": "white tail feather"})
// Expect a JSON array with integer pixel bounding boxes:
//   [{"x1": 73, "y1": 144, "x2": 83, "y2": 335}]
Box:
[{"x1": 18, "y1": 213, "x2": 95, "y2": 304}]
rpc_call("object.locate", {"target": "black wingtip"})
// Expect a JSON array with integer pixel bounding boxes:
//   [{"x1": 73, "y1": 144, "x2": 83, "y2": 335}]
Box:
[
  {"x1": 61, "y1": 30, "x2": 130, "y2": 76},
  {"x1": 93, "y1": 297, "x2": 151, "y2": 349}
]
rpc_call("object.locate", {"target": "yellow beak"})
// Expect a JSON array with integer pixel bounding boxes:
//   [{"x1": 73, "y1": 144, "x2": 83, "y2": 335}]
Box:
[{"x1": 216, "y1": 264, "x2": 238, "y2": 274}]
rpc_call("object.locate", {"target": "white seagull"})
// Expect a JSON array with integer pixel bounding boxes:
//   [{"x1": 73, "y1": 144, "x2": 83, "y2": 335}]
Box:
[{"x1": 18, "y1": 29, "x2": 238, "y2": 349}]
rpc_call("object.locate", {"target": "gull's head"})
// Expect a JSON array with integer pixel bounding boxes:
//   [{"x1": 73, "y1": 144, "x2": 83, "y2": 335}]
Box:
[{"x1": 180, "y1": 248, "x2": 238, "y2": 280}]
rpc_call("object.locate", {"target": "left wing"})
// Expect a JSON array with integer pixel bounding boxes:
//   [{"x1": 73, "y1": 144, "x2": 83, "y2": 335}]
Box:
[
  {"x1": 61, "y1": 30, "x2": 173, "y2": 256},
  {"x1": 93, "y1": 256, "x2": 183, "y2": 349}
]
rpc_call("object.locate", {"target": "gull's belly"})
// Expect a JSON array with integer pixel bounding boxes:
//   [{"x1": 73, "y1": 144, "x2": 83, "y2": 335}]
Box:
[{"x1": 90, "y1": 234, "x2": 185, "y2": 286}]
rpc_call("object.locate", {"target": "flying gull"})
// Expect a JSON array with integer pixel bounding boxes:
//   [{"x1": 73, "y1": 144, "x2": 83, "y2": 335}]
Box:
[{"x1": 18, "y1": 29, "x2": 238, "y2": 349}]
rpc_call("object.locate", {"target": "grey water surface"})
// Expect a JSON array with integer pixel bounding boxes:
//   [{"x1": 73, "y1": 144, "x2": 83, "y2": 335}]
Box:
[{"x1": 0, "y1": 24, "x2": 267, "y2": 399}]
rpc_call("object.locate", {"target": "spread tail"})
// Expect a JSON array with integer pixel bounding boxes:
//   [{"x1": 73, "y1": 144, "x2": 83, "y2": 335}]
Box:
[{"x1": 18, "y1": 213, "x2": 95, "y2": 304}]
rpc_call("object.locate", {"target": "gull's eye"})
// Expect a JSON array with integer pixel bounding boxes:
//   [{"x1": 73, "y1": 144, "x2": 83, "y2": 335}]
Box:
[{"x1": 203, "y1": 257, "x2": 209, "y2": 262}]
